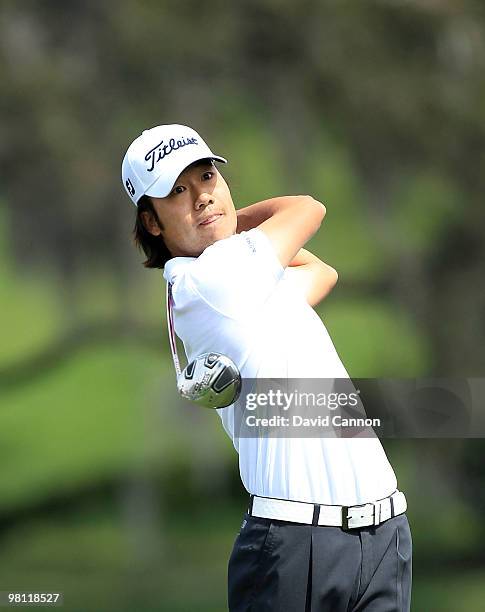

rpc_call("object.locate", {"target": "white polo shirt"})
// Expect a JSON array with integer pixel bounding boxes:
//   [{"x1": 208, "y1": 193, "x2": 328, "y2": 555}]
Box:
[{"x1": 163, "y1": 228, "x2": 398, "y2": 505}]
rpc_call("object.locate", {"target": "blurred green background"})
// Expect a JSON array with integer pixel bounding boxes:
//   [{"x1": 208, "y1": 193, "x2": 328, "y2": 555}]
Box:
[{"x1": 1, "y1": 1, "x2": 485, "y2": 610}]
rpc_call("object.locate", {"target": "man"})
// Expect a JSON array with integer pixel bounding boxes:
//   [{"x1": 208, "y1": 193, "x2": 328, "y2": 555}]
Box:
[{"x1": 121, "y1": 124, "x2": 412, "y2": 611}]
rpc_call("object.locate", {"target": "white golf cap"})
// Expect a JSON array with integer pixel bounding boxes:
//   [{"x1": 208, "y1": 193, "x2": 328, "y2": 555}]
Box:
[{"x1": 121, "y1": 124, "x2": 227, "y2": 205}]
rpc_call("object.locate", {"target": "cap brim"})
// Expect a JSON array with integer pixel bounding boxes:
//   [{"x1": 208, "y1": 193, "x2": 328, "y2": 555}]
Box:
[{"x1": 145, "y1": 154, "x2": 227, "y2": 199}]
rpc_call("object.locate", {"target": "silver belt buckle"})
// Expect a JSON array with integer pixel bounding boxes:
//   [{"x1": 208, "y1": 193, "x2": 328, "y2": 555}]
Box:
[{"x1": 342, "y1": 503, "x2": 375, "y2": 530}]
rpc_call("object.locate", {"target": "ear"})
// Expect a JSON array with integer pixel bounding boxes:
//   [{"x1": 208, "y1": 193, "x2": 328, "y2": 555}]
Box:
[{"x1": 140, "y1": 211, "x2": 162, "y2": 237}]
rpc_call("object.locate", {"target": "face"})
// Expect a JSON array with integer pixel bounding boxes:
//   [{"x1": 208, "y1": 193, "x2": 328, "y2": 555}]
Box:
[{"x1": 142, "y1": 161, "x2": 237, "y2": 258}]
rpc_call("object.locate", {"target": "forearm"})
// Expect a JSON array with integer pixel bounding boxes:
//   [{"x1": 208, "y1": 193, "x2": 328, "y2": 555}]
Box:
[
  {"x1": 288, "y1": 248, "x2": 322, "y2": 267},
  {"x1": 288, "y1": 248, "x2": 339, "y2": 307},
  {"x1": 236, "y1": 196, "x2": 322, "y2": 233}
]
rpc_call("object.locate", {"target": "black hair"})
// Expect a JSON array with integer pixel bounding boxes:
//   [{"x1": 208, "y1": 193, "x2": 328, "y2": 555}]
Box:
[{"x1": 133, "y1": 195, "x2": 172, "y2": 269}]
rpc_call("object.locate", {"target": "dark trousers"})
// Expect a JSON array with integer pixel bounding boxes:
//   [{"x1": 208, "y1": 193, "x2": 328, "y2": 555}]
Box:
[{"x1": 228, "y1": 512, "x2": 412, "y2": 611}]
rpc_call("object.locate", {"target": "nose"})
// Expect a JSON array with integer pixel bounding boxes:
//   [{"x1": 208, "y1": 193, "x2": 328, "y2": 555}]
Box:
[{"x1": 195, "y1": 192, "x2": 214, "y2": 210}]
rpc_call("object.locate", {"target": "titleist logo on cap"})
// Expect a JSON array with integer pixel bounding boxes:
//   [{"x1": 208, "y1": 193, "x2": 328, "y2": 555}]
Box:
[{"x1": 145, "y1": 136, "x2": 198, "y2": 172}]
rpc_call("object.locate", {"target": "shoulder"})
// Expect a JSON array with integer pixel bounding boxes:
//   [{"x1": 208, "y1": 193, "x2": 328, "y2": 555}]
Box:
[{"x1": 164, "y1": 229, "x2": 284, "y2": 318}]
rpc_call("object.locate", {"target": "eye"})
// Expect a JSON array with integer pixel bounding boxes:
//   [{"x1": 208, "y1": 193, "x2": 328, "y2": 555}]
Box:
[
  {"x1": 202, "y1": 171, "x2": 214, "y2": 181},
  {"x1": 171, "y1": 185, "x2": 186, "y2": 195}
]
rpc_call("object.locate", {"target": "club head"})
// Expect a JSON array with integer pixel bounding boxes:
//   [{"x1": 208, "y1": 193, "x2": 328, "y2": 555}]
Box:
[{"x1": 177, "y1": 352, "x2": 242, "y2": 409}]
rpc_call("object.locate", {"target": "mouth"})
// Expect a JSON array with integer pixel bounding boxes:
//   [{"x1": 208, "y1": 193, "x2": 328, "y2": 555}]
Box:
[{"x1": 198, "y1": 213, "x2": 223, "y2": 226}]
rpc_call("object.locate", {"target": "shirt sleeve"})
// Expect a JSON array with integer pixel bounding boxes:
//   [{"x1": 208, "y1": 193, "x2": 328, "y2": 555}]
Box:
[
  {"x1": 279, "y1": 266, "x2": 309, "y2": 299},
  {"x1": 185, "y1": 228, "x2": 285, "y2": 319}
]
